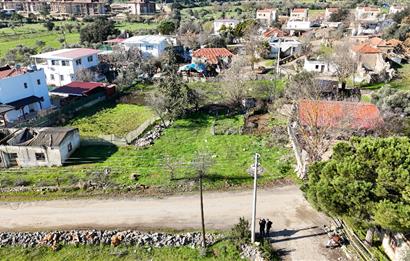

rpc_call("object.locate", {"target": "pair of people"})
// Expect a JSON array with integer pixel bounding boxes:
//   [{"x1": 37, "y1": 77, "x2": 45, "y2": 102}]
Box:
[{"x1": 259, "y1": 218, "x2": 273, "y2": 237}]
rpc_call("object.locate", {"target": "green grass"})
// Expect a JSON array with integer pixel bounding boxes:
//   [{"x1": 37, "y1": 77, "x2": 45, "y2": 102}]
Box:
[
  {"x1": 67, "y1": 103, "x2": 154, "y2": 137},
  {"x1": 116, "y1": 22, "x2": 158, "y2": 31},
  {"x1": 0, "y1": 114, "x2": 292, "y2": 192},
  {"x1": 390, "y1": 63, "x2": 410, "y2": 90},
  {"x1": 0, "y1": 240, "x2": 241, "y2": 261}
]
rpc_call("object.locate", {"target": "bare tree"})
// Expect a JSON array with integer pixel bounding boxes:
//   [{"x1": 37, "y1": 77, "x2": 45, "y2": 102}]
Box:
[
  {"x1": 221, "y1": 56, "x2": 250, "y2": 106},
  {"x1": 145, "y1": 92, "x2": 168, "y2": 126},
  {"x1": 162, "y1": 154, "x2": 180, "y2": 181},
  {"x1": 75, "y1": 68, "x2": 95, "y2": 82},
  {"x1": 328, "y1": 43, "x2": 358, "y2": 87},
  {"x1": 191, "y1": 151, "x2": 214, "y2": 250}
]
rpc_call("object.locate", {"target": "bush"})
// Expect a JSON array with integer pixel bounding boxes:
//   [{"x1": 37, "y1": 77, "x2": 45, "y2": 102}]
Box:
[
  {"x1": 14, "y1": 179, "x2": 31, "y2": 187},
  {"x1": 230, "y1": 217, "x2": 251, "y2": 243},
  {"x1": 259, "y1": 239, "x2": 280, "y2": 261}
]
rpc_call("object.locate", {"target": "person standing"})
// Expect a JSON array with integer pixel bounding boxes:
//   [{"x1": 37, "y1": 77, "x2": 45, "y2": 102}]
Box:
[
  {"x1": 266, "y1": 219, "x2": 273, "y2": 237},
  {"x1": 259, "y1": 219, "x2": 266, "y2": 237}
]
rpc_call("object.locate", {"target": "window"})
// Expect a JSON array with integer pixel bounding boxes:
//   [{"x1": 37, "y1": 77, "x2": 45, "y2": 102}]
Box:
[
  {"x1": 67, "y1": 142, "x2": 73, "y2": 152},
  {"x1": 35, "y1": 153, "x2": 45, "y2": 161},
  {"x1": 23, "y1": 82, "x2": 28, "y2": 88},
  {"x1": 37, "y1": 79, "x2": 41, "y2": 85},
  {"x1": 146, "y1": 45, "x2": 154, "y2": 50},
  {"x1": 51, "y1": 60, "x2": 58, "y2": 66},
  {"x1": 61, "y1": 60, "x2": 69, "y2": 66},
  {"x1": 315, "y1": 65, "x2": 319, "y2": 69},
  {"x1": 75, "y1": 59, "x2": 82, "y2": 65},
  {"x1": 9, "y1": 153, "x2": 17, "y2": 159},
  {"x1": 87, "y1": 56, "x2": 93, "y2": 62},
  {"x1": 50, "y1": 74, "x2": 55, "y2": 80},
  {"x1": 60, "y1": 75, "x2": 64, "y2": 81}
]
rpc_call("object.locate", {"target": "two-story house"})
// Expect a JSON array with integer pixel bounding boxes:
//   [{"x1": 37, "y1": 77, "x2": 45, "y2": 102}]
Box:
[
  {"x1": 122, "y1": 35, "x2": 173, "y2": 58},
  {"x1": 290, "y1": 8, "x2": 308, "y2": 21},
  {"x1": 0, "y1": 65, "x2": 51, "y2": 125},
  {"x1": 0, "y1": 0, "x2": 48, "y2": 15},
  {"x1": 213, "y1": 19, "x2": 239, "y2": 35},
  {"x1": 355, "y1": 6, "x2": 381, "y2": 21},
  {"x1": 49, "y1": 0, "x2": 108, "y2": 17},
  {"x1": 32, "y1": 48, "x2": 101, "y2": 87},
  {"x1": 110, "y1": 0, "x2": 155, "y2": 15},
  {"x1": 256, "y1": 9, "x2": 277, "y2": 26}
]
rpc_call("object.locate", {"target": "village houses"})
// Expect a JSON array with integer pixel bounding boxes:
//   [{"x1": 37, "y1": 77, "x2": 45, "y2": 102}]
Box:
[
  {"x1": 110, "y1": 0, "x2": 156, "y2": 16},
  {"x1": 256, "y1": 8, "x2": 277, "y2": 26},
  {"x1": 32, "y1": 48, "x2": 102, "y2": 87},
  {"x1": 122, "y1": 35, "x2": 174, "y2": 58},
  {"x1": 0, "y1": 65, "x2": 51, "y2": 126}
]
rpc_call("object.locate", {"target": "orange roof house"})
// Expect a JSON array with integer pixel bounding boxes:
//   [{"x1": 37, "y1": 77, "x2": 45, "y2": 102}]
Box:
[
  {"x1": 298, "y1": 100, "x2": 383, "y2": 130},
  {"x1": 368, "y1": 37, "x2": 386, "y2": 47},
  {"x1": 263, "y1": 27, "x2": 286, "y2": 38},
  {"x1": 352, "y1": 44, "x2": 381, "y2": 54},
  {"x1": 192, "y1": 48, "x2": 234, "y2": 65}
]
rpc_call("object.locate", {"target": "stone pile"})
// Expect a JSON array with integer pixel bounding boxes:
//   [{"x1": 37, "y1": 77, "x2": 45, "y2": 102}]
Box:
[
  {"x1": 240, "y1": 244, "x2": 266, "y2": 261},
  {"x1": 0, "y1": 230, "x2": 221, "y2": 249},
  {"x1": 135, "y1": 124, "x2": 166, "y2": 147}
]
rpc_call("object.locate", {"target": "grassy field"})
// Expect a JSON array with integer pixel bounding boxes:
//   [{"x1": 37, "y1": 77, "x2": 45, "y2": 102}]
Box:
[
  {"x1": 67, "y1": 102, "x2": 154, "y2": 137},
  {"x1": 0, "y1": 240, "x2": 242, "y2": 261},
  {"x1": 116, "y1": 22, "x2": 158, "y2": 31},
  {"x1": 0, "y1": 114, "x2": 292, "y2": 192}
]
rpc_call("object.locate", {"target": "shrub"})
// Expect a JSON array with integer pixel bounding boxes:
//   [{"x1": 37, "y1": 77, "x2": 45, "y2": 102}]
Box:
[
  {"x1": 230, "y1": 217, "x2": 251, "y2": 243},
  {"x1": 14, "y1": 179, "x2": 31, "y2": 187}
]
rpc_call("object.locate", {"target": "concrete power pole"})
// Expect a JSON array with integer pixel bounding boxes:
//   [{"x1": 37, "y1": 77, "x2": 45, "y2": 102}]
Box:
[{"x1": 251, "y1": 153, "x2": 259, "y2": 244}]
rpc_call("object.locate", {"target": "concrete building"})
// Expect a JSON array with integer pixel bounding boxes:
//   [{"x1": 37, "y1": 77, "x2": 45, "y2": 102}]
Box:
[
  {"x1": 49, "y1": 0, "x2": 107, "y2": 17},
  {"x1": 0, "y1": 0, "x2": 47, "y2": 14},
  {"x1": 32, "y1": 48, "x2": 102, "y2": 87},
  {"x1": 256, "y1": 8, "x2": 277, "y2": 26},
  {"x1": 268, "y1": 37, "x2": 302, "y2": 58},
  {"x1": 303, "y1": 58, "x2": 337, "y2": 75},
  {"x1": 389, "y1": 5, "x2": 405, "y2": 15},
  {"x1": 0, "y1": 127, "x2": 80, "y2": 168},
  {"x1": 0, "y1": 65, "x2": 51, "y2": 125},
  {"x1": 213, "y1": 19, "x2": 239, "y2": 35},
  {"x1": 290, "y1": 8, "x2": 308, "y2": 21},
  {"x1": 122, "y1": 35, "x2": 172, "y2": 58},
  {"x1": 355, "y1": 6, "x2": 381, "y2": 21},
  {"x1": 110, "y1": 0, "x2": 155, "y2": 15}
]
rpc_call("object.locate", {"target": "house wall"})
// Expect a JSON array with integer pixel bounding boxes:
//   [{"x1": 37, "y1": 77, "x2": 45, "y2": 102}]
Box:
[
  {"x1": 123, "y1": 41, "x2": 168, "y2": 58},
  {"x1": 0, "y1": 69, "x2": 51, "y2": 122},
  {"x1": 35, "y1": 53, "x2": 99, "y2": 86},
  {"x1": 303, "y1": 59, "x2": 336, "y2": 74},
  {"x1": 382, "y1": 233, "x2": 410, "y2": 261},
  {"x1": 286, "y1": 20, "x2": 312, "y2": 30},
  {"x1": 290, "y1": 10, "x2": 308, "y2": 21},
  {"x1": 0, "y1": 129, "x2": 80, "y2": 168},
  {"x1": 256, "y1": 10, "x2": 276, "y2": 25}
]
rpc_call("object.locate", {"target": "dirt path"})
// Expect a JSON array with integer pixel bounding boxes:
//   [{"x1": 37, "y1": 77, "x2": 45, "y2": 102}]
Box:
[{"x1": 0, "y1": 185, "x2": 343, "y2": 260}]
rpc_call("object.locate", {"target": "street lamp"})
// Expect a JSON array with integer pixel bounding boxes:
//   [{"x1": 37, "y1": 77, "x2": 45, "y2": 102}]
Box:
[{"x1": 248, "y1": 153, "x2": 264, "y2": 243}]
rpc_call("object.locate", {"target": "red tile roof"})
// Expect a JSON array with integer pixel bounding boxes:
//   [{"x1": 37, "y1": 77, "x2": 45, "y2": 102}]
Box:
[
  {"x1": 103, "y1": 38, "x2": 125, "y2": 44},
  {"x1": 299, "y1": 100, "x2": 383, "y2": 130},
  {"x1": 352, "y1": 44, "x2": 381, "y2": 54},
  {"x1": 257, "y1": 9, "x2": 276, "y2": 13},
  {"x1": 368, "y1": 37, "x2": 386, "y2": 47},
  {"x1": 293, "y1": 8, "x2": 307, "y2": 13},
  {"x1": 0, "y1": 68, "x2": 26, "y2": 80},
  {"x1": 51, "y1": 81, "x2": 107, "y2": 96},
  {"x1": 263, "y1": 27, "x2": 286, "y2": 38},
  {"x1": 192, "y1": 48, "x2": 233, "y2": 64}
]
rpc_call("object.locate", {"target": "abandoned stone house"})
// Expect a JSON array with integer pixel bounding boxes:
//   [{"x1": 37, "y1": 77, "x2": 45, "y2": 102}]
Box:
[{"x1": 0, "y1": 127, "x2": 80, "y2": 168}]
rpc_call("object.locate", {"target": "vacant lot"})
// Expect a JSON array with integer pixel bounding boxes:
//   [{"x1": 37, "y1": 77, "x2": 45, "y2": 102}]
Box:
[
  {"x1": 0, "y1": 114, "x2": 291, "y2": 193},
  {"x1": 67, "y1": 103, "x2": 154, "y2": 137}
]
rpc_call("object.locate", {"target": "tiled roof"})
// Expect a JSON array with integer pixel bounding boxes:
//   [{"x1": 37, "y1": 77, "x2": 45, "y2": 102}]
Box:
[
  {"x1": 192, "y1": 48, "x2": 233, "y2": 64},
  {"x1": 103, "y1": 38, "x2": 125, "y2": 44},
  {"x1": 51, "y1": 81, "x2": 106, "y2": 96},
  {"x1": 0, "y1": 68, "x2": 26, "y2": 80},
  {"x1": 263, "y1": 27, "x2": 286, "y2": 38},
  {"x1": 257, "y1": 9, "x2": 276, "y2": 13},
  {"x1": 352, "y1": 44, "x2": 381, "y2": 54},
  {"x1": 369, "y1": 37, "x2": 386, "y2": 47},
  {"x1": 299, "y1": 100, "x2": 383, "y2": 130},
  {"x1": 293, "y1": 8, "x2": 307, "y2": 13},
  {"x1": 362, "y1": 7, "x2": 380, "y2": 12},
  {"x1": 386, "y1": 39, "x2": 402, "y2": 47},
  {"x1": 26, "y1": 127, "x2": 78, "y2": 147}
]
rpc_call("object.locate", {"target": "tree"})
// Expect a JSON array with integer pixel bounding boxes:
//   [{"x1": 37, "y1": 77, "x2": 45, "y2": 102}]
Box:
[
  {"x1": 44, "y1": 20, "x2": 55, "y2": 31},
  {"x1": 80, "y1": 17, "x2": 119, "y2": 44},
  {"x1": 220, "y1": 56, "x2": 249, "y2": 107},
  {"x1": 158, "y1": 20, "x2": 176, "y2": 35},
  {"x1": 64, "y1": 23, "x2": 74, "y2": 33},
  {"x1": 306, "y1": 137, "x2": 410, "y2": 235},
  {"x1": 329, "y1": 8, "x2": 350, "y2": 22},
  {"x1": 191, "y1": 151, "x2": 214, "y2": 250},
  {"x1": 75, "y1": 68, "x2": 95, "y2": 82},
  {"x1": 327, "y1": 43, "x2": 358, "y2": 87}
]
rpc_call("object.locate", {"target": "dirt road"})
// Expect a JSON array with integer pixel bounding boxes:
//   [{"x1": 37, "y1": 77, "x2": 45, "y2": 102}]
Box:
[{"x1": 0, "y1": 185, "x2": 343, "y2": 260}]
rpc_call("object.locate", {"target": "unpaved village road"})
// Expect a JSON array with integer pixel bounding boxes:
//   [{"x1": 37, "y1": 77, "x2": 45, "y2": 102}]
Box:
[{"x1": 0, "y1": 185, "x2": 344, "y2": 260}]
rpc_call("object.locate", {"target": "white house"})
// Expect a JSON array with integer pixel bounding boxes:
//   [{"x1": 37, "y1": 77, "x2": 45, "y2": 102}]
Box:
[
  {"x1": 286, "y1": 20, "x2": 312, "y2": 32},
  {"x1": 256, "y1": 9, "x2": 277, "y2": 26},
  {"x1": 290, "y1": 8, "x2": 308, "y2": 21},
  {"x1": 0, "y1": 127, "x2": 80, "y2": 168},
  {"x1": 32, "y1": 48, "x2": 101, "y2": 87},
  {"x1": 0, "y1": 65, "x2": 51, "y2": 125},
  {"x1": 268, "y1": 37, "x2": 302, "y2": 58},
  {"x1": 122, "y1": 35, "x2": 173, "y2": 58},
  {"x1": 213, "y1": 19, "x2": 239, "y2": 35},
  {"x1": 389, "y1": 5, "x2": 405, "y2": 15},
  {"x1": 355, "y1": 6, "x2": 381, "y2": 21},
  {"x1": 303, "y1": 58, "x2": 337, "y2": 75}
]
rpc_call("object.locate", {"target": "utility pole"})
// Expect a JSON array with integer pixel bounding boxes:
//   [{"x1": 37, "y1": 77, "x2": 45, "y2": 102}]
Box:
[
  {"x1": 276, "y1": 38, "x2": 281, "y2": 75},
  {"x1": 251, "y1": 153, "x2": 259, "y2": 244}
]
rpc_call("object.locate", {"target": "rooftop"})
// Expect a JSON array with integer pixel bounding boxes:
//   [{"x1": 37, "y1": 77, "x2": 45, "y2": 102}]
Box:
[
  {"x1": 192, "y1": 48, "x2": 234, "y2": 64},
  {"x1": 51, "y1": 81, "x2": 107, "y2": 96},
  {"x1": 352, "y1": 43, "x2": 381, "y2": 54},
  {"x1": 257, "y1": 9, "x2": 276, "y2": 13},
  {"x1": 368, "y1": 37, "x2": 386, "y2": 47},
  {"x1": 122, "y1": 35, "x2": 170, "y2": 45},
  {"x1": 292, "y1": 8, "x2": 307, "y2": 13},
  {"x1": 263, "y1": 27, "x2": 286, "y2": 38},
  {"x1": 298, "y1": 100, "x2": 383, "y2": 130},
  {"x1": 32, "y1": 48, "x2": 100, "y2": 60},
  {"x1": 0, "y1": 65, "x2": 27, "y2": 80}
]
